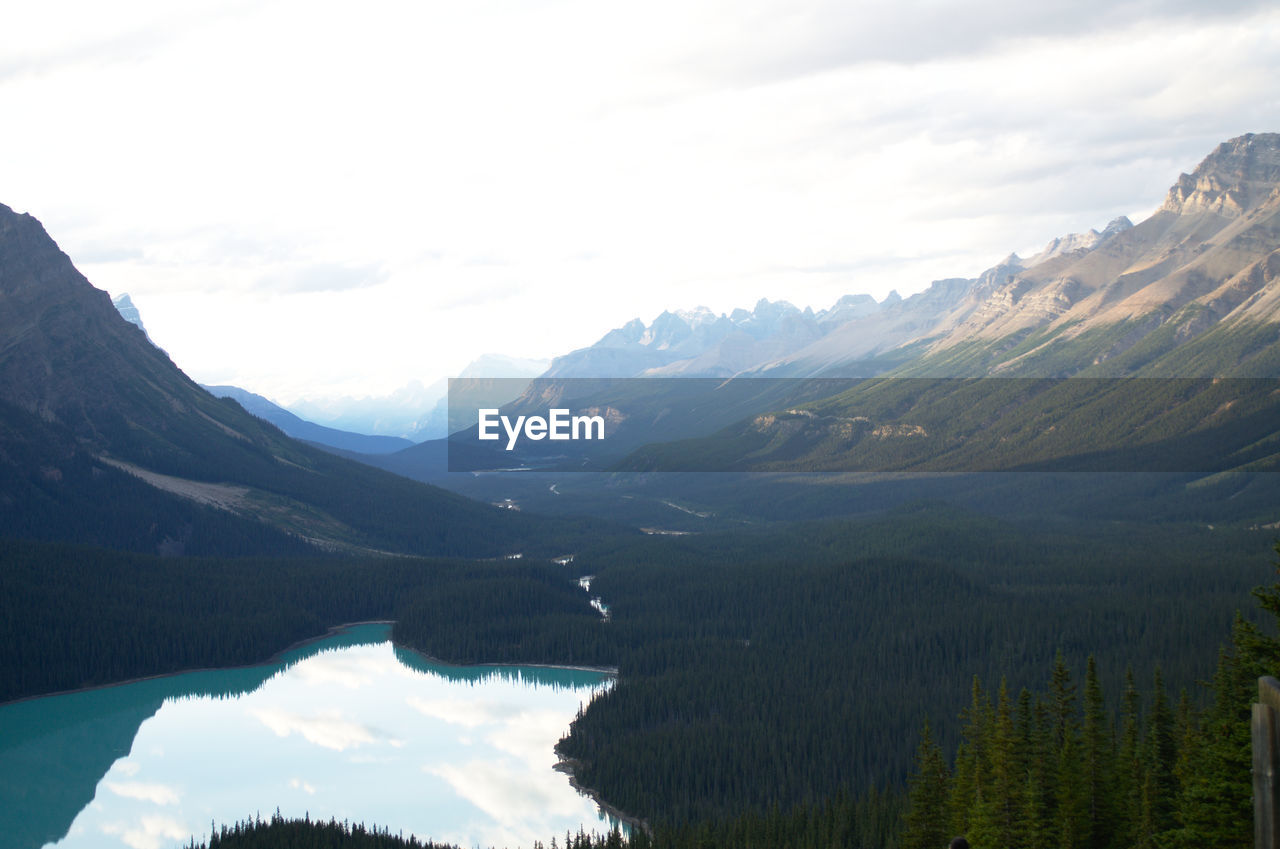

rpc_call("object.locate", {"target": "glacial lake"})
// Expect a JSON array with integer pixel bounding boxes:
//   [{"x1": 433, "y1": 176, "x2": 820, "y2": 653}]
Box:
[{"x1": 0, "y1": 624, "x2": 620, "y2": 849}]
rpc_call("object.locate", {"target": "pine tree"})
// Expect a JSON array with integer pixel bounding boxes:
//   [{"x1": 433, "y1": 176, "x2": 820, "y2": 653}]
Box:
[
  {"x1": 1049, "y1": 651, "x2": 1078, "y2": 756},
  {"x1": 986, "y1": 680, "x2": 1026, "y2": 849},
  {"x1": 948, "y1": 676, "x2": 992, "y2": 837},
  {"x1": 1145, "y1": 666, "x2": 1177, "y2": 836},
  {"x1": 1024, "y1": 696, "x2": 1054, "y2": 845},
  {"x1": 1114, "y1": 667, "x2": 1143, "y2": 849},
  {"x1": 1170, "y1": 620, "x2": 1259, "y2": 848},
  {"x1": 1081, "y1": 655, "x2": 1112, "y2": 849},
  {"x1": 1165, "y1": 689, "x2": 1199, "y2": 849},
  {"x1": 1134, "y1": 769, "x2": 1158, "y2": 849},
  {"x1": 1017, "y1": 688, "x2": 1051, "y2": 849},
  {"x1": 1055, "y1": 730, "x2": 1088, "y2": 849},
  {"x1": 902, "y1": 720, "x2": 951, "y2": 849}
]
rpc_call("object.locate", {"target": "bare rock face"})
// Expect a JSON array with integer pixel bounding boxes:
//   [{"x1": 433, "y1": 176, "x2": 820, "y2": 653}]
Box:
[{"x1": 1161, "y1": 133, "x2": 1280, "y2": 217}]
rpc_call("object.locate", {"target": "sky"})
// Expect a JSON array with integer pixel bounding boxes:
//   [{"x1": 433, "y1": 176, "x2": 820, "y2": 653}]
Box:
[{"x1": 2, "y1": 1, "x2": 1279, "y2": 405}]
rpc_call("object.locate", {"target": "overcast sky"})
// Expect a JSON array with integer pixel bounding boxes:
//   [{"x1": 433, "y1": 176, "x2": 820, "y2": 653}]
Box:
[{"x1": 3, "y1": 0, "x2": 1278, "y2": 403}]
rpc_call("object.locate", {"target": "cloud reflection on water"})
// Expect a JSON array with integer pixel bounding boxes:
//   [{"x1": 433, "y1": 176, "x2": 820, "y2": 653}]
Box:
[
  {"x1": 32, "y1": 625, "x2": 617, "y2": 849},
  {"x1": 101, "y1": 814, "x2": 191, "y2": 849},
  {"x1": 248, "y1": 706, "x2": 382, "y2": 752},
  {"x1": 102, "y1": 781, "x2": 182, "y2": 806}
]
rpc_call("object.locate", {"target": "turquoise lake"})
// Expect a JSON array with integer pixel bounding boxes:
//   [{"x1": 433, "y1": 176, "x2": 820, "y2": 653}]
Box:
[{"x1": 0, "y1": 624, "x2": 619, "y2": 849}]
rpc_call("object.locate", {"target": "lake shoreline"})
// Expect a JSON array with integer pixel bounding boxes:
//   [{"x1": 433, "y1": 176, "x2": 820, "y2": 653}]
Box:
[
  {"x1": 1, "y1": 619, "x2": 618, "y2": 701},
  {"x1": 405, "y1": 647, "x2": 619, "y2": 676},
  {"x1": 554, "y1": 752, "x2": 650, "y2": 836},
  {"x1": 0, "y1": 619, "x2": 401, "y2": 707}
]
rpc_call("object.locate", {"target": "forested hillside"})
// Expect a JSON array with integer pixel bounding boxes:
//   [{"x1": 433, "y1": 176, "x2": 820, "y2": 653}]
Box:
[
  {"x1": 900, "y1": 551, "x2": 1280, "y2": 849},
  {"x1": 5, "y1": 512, "x2": 1270, "y2": 836},
  {"x1": 558, "y1": 510, "x2": 1273, "y2": 823}
]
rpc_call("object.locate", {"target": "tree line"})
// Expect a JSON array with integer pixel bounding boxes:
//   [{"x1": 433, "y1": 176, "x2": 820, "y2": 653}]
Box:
[
  {"x1": 902, "y1": 549, "x2": 1280, "y2": 849},
  {"x1": 0, "y1": 538, "x2": 604, "y2": 702}
]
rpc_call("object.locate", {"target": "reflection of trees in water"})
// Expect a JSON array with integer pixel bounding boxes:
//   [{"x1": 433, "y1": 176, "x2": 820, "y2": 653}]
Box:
[
  {"x1": 0, "y1": 623, "x2": 609, "y2": 849},
  {"x1": 0, "y1": 625, "x2": 387, "y2": 848},
  {"x1": 392, "y1": 644, "x2": 612, "y2": 693}
]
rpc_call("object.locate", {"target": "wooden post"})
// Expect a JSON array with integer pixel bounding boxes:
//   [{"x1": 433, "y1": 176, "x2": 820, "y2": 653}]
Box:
[{"x1": 1255, "y1": 676, "x2": 1280, "y2": 849}]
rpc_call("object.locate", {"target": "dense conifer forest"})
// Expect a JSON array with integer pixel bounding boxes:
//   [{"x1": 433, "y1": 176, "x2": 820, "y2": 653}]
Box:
[
  {"x1": 4, "y1": 504, "x2": 1275, "y2": 847},
  {"x1": 178, "y1": 542, "x2": 1280, "y2": 849},
  {"x1": 899, "y1": 576, "x2": 1280, "y2": 849},
  {"x1": 557, "y1": 508, "x2": 1272, "y2": 822},
  {"x1": 0, "y1": 538, "x2": 604, "y2": 702}
]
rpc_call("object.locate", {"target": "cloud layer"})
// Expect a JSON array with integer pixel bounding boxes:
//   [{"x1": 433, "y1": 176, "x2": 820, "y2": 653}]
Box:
[{"x1": 2, "y1": 1, "x2": 1277, "y2": 400}]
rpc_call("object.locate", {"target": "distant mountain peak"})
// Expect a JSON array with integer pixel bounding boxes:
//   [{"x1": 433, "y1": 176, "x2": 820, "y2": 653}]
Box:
[
  {"x1": 111, "y1": 293, "x2": 151, "y2": 341},
  {"x1": 1028, "y1": 229, "x2": 1103, "y2": 265},
  {"x1": 1101, "y1": 215, "x2": 1133, "y2": 237},
  {"x1": 1023, "y1": 215, "x2": 1132, "y2": 267},
  {"x1": 675, "y1": 306, "x2": 718, "y2": 327},
  {"x1": 1161, "y1": 132, "x2": 1280, "y2": 217}
]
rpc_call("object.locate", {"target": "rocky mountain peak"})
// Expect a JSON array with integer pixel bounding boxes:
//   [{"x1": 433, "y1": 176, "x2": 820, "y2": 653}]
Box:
[
  {"x1": 1161, "y1": 132, "x2": 1280, "y2": 217},
  {"x1": 112, "y1": 293, "x2": 150, "y2": 338},
  {"x1": 675, "y1": 306, "x2": 718, "y2": 327},
  {"x1": 643, "y1": 310, "x2": 695, "y2": 349},
  {"x1": 1100, "y1": 216, "x2": 1133, "y2": 238},
  {"x1": 595, "y1": 318, "x2": 647, "y2": 348},
  {"x1": 0, "y1": 204, "x2": 94, "y2": 304},
  {"x1": 1024, "y1": 215, "x2": 1134, "y2": 267}
]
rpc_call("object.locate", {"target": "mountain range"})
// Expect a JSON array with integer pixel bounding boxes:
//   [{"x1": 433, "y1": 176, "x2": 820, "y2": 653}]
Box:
[
  {"x1": 0, "y1": 202, "x2": 597, "y2": 557},
  {"x1": 3, "y1": 133, "x2": 1279, "y2": 545},
  {"x1": 138, "y1": 134, "x2": 1280, "y2": 467},
  {"x1": 546, "y1": 133, "x2": 1279, "y2": 382},
  {"x1": 352, "y1": 133, "x2": 1280, "y2": 484}
]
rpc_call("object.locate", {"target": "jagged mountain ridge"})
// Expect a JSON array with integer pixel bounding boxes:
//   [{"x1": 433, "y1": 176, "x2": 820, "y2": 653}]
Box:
[
  {"x1": 543, "y1": 294, "x2": 899, "y2": 379},
  {"x1": 909, "y1": 134, "x2": 1280, "y2": 375},
  {"x1": 600, "y1": 136, "x2": 1280, "y2": 474},
  {"x1": 545, "y1": 133, "x2": 1280, "y2": 381}
]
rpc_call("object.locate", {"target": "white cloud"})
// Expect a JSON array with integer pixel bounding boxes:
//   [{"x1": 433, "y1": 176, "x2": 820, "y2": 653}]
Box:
[
  {"x1": 289, "y1": 777, "x2": 318, "y2": 795},
  {"x1": 2, "y1": 1, "x2": 1278, "y2": 400}
]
